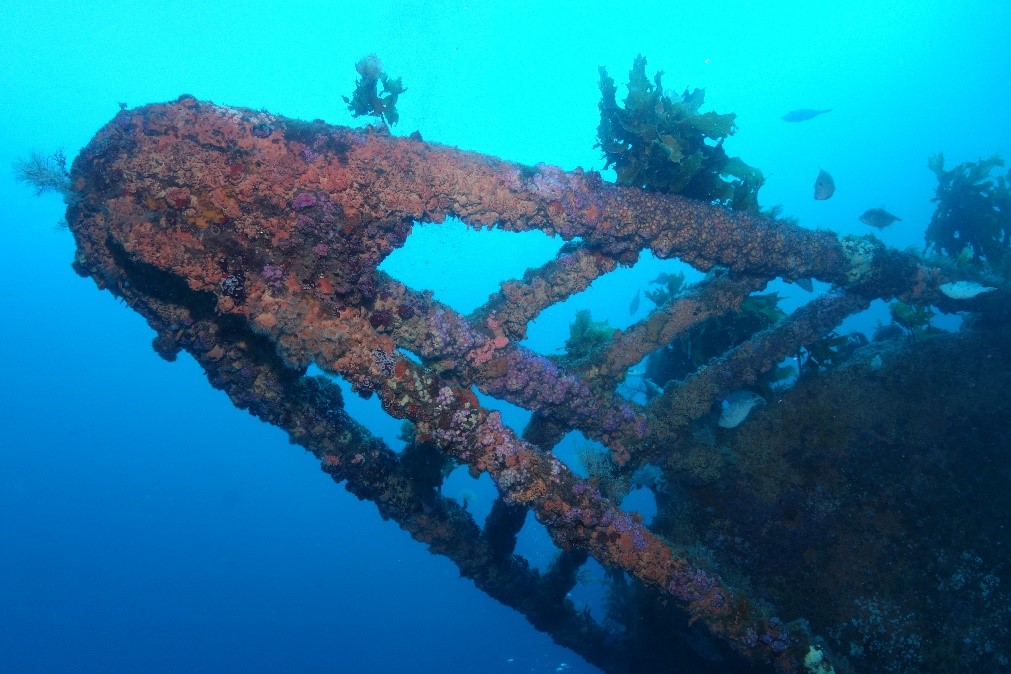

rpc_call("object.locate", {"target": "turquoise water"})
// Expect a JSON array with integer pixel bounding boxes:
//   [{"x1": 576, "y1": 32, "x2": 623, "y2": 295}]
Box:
[{"x1": 2, "y1": 2, "x2": 1009, "y2": 672}]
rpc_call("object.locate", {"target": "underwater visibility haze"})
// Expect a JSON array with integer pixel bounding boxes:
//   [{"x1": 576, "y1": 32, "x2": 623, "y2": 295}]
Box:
[{"x1": 3, "y1": 2, "x2": 1011, "y2": 673}]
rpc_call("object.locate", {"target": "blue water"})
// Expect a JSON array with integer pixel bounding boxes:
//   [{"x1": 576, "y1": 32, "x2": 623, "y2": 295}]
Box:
[{"x1": 2, "y1": 2, "x2": 1009, "y2": 672}]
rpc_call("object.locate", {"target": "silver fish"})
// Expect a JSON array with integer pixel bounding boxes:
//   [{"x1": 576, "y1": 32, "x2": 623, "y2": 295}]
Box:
[
  {"x1": 718, "y1": 390, "x2": 765, "y2": 428},
  {"x1": 814, "y1": 170, "x2": 835, "y2": 200},
  {"x1": 859, "y1": 208, "x2": 902, "y2": 229},
  {"x1": 629, "y1": 289, "x2": 641, "y2": 314},
  {"x1": 643, "y1": 378, "x2": 663, "y2": 396},
  {"x1": 781, "y1": 108, "x2": 831, "y2": 122}
]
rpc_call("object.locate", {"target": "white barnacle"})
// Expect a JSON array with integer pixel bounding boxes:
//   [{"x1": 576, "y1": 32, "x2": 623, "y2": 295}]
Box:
[{"x1": 840, "y1": 237, "x2": 877, "y2": 284}]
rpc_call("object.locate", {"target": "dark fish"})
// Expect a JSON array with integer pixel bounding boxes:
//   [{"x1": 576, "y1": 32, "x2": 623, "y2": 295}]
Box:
[
  {"x1": 650, "y1": 271, "x2": 685, "y2": 293},
  {"x1": 781, "y1": 108, "x2": 831, "y2": 122},
  {"x1": 792, "y1": 277, "x2": 814, "y2": 292},
  {"x1": 813, "y1": 169, "x2": 835, "y2": 200},
  {"x1": 859, "y1": 208, "x2": 902, "y2": 229},
  {"x1": 629, "y1": 289, "x2": 641, "y2": 314}
]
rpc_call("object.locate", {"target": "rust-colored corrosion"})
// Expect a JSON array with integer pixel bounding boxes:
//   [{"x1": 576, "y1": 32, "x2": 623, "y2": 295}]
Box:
[{"x1": 67, "y1": 96, "x2": 956, "y2": 672}]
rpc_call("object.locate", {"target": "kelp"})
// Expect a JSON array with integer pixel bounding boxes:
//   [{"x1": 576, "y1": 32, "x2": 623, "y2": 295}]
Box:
[
  {"x1": 925, "y1": 152, "x2": 1011, "y2": 268},
  {"x1": 563, "y1": 309, "x2": 615, "y2": 363},
  {"x1": 342, "y1": 54, "x2": 406, "y2": 125},
  {"x1": 597, "y1": 55, "x2": 763, "y2": 212}
]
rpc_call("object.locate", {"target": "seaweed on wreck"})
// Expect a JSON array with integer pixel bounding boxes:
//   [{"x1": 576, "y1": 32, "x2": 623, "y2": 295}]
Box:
[
  {"x1": 888, "y1": 300, "x2": 937, "y2": 338},
  {"x1": 925, "y1": 152, "x2": 1011, "y2": 268},
  {"x1": 597, "y1": 55, "x2": 764, "y2": 212},
  {"x1": 563, "y1": 309, "x2": 615, "y2": 364},
  {"x1": 343, "y1": 53, "x2": 406, "y2": 126}
]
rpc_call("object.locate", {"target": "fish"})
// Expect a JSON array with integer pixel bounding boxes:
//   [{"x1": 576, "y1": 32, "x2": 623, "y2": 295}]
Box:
[
  {"x1": 813, "y1": 169, "x2": 835, "y2": 200},
  {"x1": 718, "y1": 390, "x2": 765, "y2": 428},
  {"x1": 780, "y1": 108, "x2": 831, "y2": 122},
  {"x1": 792, "y1": 277, "x2": 814, "y2": 292},
  {"x1": 859, "y1": 208, "x2": 902, "y2": 229},
  {"x1": 624, "y1": 367, "x2": 664, "y2": 397},
  {"x1": 629, "y1": 289, "x2": 641, "y2": 314},
  {"x1": 643, "y1": 378, "x2": 663, "y2": 396},
  {"x1": 939, "y1": 281, "x2": 997, "y2": 299}
]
